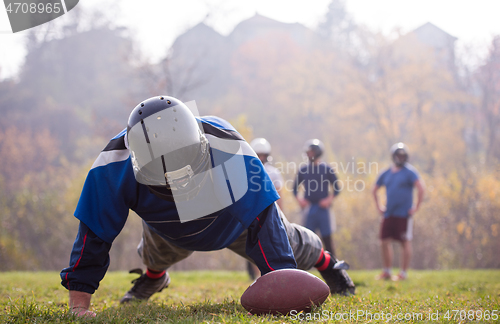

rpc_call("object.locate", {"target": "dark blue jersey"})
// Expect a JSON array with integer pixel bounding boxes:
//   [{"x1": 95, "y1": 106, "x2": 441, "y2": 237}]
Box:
[{"x1": 293, "y1": 162, "x2": 340, "y2": 203}]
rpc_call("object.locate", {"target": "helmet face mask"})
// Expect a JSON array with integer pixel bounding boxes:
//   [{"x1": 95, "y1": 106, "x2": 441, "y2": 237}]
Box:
[
  {"x1": 304, "y1": 139, "x2": 324, "y2": 162},
  {"x1": 392, "y1": 150, "x2": 408, "y2": 167},
  {"x1": 256, "y1": 153, "x2": 271, "y2": 164},
  {"x1": 390, "y1": 143, "x2": 409, "y2": 167},
  {"x1": 251, "y1": 138, "x2": 272, "y2": 164},
  {"x1": 166, "y1": 164, "x2": 194, "y2": 189}
]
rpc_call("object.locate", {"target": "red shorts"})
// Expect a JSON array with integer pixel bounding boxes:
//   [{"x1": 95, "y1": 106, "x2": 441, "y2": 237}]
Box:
[{"x1": 380, "y1": 216, "x2": 413, "y2": 242}]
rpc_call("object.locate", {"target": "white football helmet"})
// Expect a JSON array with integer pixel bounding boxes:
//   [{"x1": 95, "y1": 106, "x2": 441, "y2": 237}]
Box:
[
  {"x1": 126, "y1": 96, "x2": 210, "y2": 201},
  {"x1": 304, "y1": 139, "x2": 324, "y2": 159},
  {"x1": 250, "y1": 138, "x2": 272, "y2": 155},
  {"x1": 390, "y1": 142, "x2": 409, "y2": 166}
]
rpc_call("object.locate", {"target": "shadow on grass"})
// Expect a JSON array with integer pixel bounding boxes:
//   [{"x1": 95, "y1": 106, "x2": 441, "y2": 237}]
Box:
[{"x1": 98, "y1": 299, "x2": 287, "y2": 323}]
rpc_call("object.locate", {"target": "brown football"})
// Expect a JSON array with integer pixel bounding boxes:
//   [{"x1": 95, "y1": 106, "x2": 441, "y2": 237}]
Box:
[{"x1": 240, "y1": 268, "x2": 330, "y2": 315}]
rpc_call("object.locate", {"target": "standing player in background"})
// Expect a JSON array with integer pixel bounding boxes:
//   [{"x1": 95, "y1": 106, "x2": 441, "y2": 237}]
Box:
[
  {"x1": 250, "y1": 138, "x2": 284, "y2": 208},
  {"x1": 372, "y1": 143, "x2": 425, "y2": 281},
  {"x1": 293, "y1": 139, "x2": 341, "y2": 257}
]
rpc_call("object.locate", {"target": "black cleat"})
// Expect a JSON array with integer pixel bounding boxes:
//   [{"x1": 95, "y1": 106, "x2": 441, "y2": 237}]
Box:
[
  {"x1": 319, "y1": 253, "x2": 356, "y2": 296},
  {"x1": 120, "y1": 268, "x2": 170, "y2": 303}
]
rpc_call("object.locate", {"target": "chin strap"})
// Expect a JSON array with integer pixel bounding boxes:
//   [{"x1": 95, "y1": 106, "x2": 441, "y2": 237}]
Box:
[{"x1": 147, "y1": 186, "x2": 175, "y2": 202}]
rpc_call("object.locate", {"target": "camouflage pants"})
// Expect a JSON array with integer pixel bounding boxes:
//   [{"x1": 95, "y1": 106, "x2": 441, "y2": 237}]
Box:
[{"x1": 138, "y1": 203, "x2": 323, "y2": 271}]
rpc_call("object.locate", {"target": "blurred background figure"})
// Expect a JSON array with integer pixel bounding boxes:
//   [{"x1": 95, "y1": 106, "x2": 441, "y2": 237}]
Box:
[
  {"x1": 293, "y1": 139, "x2": 340, "y2": 257},
  {"x1": 250, "y1": 138, "x2": 284, "y2": 208},
  {"x1": 372, "y1": 143, "x2": 425, "y2": 281},
  {"x1": 246, "y1": 137, "x2": 285, "y2": 280}
]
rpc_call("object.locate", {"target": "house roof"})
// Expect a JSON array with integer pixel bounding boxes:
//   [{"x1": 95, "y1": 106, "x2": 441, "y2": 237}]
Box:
[{"x1": 411, "y1": 22, "x2": 457, "y2": 48}]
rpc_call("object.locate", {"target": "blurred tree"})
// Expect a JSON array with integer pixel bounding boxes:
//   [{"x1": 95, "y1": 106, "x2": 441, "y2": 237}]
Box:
[
  {"x1": 341, "y1": 32, "x2": 467, "y2": 174},
  {"x1": 0, "y1": 7, "x2": 145, "y2": 270},
  {"x1": 316, "y1": 0, "x2": 358, "y2": 54},
  {"x1": 136, "y1": 48, "x2": 210, "y2": 102},
  {"x1": 476, "y1": 36, "x2": 500, "y2": 165},
  {"x1": 0, "y1": 126, "x2": 78, "y2": 270},
  {"x1": 10, "y1": 9, "x2": 142, "y2": 161},
  {"x1": 1, "y1": 10, "x2": 499, "y2": 270}
]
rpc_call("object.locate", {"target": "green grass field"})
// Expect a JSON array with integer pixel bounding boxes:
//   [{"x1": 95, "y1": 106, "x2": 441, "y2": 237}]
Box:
[{"x1": 1, "y1": 270, "x2": 499, "y2": 323}]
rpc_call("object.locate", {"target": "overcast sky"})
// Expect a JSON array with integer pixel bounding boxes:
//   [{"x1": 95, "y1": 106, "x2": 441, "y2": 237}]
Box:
[{"x1": 1, "y1": 0, "x2": 499, "y2": 79}]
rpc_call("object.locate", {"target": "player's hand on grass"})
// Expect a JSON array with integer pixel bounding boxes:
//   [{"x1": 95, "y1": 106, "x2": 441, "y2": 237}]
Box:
[
  {"x1": 69, "y1": 290, "x2": 95, "y2": 317},
  {"x1": 71, "y1": 307, "x2": 96, "y2": 317}
]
